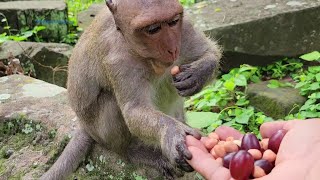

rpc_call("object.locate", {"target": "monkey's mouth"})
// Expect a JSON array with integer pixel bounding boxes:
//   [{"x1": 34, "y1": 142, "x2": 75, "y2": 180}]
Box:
[{"x1": 150, "y1": 60, "x2": 173, "y2": 74}]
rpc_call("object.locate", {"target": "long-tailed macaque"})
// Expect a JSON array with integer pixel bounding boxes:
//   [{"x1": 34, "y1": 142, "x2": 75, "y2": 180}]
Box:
[{"x1": 41, "y1": 0, "x2": 222, "y2": 179}]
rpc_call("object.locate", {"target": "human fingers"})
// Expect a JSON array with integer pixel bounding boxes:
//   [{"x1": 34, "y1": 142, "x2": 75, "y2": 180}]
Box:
[
  {"x1": 260, "y1": 120, "x2": 298, "y2": 138},
  {"x1": 215, "y1": 126, "x2": 243, "y2": 140},
  {"x1": 186, "y1": 135, "x2": 208, "y2": 153},
  {"x1": 187, "y1": 146, "x2": 231, "y2": 180}
]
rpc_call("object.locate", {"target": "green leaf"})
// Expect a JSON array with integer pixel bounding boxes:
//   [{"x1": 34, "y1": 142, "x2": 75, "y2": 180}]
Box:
[
  {"x1": 234, "y1": 108, "x2": 254, "y2": 124},
  {"x1": 316, "y1": 73, "x2": 320, "y2": 82},
  {"x1": 86, "y1": 163, "x2": 95, "y2": 172},
  {"x1": 267, "y1": 80, "x2": 280, "y2": 88},
  {"x1": 239, "y1": 65, "x2": 257, "y2": 73},
  {"x1": 250, "y1": 75, "x2": 260, "y2": 83},
  {"x1": 33, "y1": 26, "x2": 46, "y2": 32},
  {"x1": 234, "y1": 74, "x2": 247, "y2": 86},
  {"x1": 1, "y1": 18, "x2": 7, "y2": 22},
  {"x1": 309, "y1": 82, "x2": 320, "y2": 90},
  {"x1": 21, "y1": 31, "x2": 33, "y2": 38},
  {"x1": 206, "y1": 120, "x2": 223, "y2": 132},
  {"x1": 186, "y1": 111, "x2": 219, "y2": 129},
  {"x1": 223, "y1": 79, "x2": 236, "y2": 91},
  {"x1": 300, "y1": 51, "x2": 320, "y2": 61},
  {"x1": 235, "y1": 97, "x2": 249, "y2": 106}
]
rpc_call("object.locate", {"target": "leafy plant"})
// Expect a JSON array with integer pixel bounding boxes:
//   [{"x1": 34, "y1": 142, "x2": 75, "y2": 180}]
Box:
[
  {"x1": 0, "y1": 14, "x2": 46, "y2": 44},
  {"x1": 185, "y1": 52, "x2": 319, "y2": 137},
  {"x1": 185, "y1": 64, "x2": 273, "y2": 137}
]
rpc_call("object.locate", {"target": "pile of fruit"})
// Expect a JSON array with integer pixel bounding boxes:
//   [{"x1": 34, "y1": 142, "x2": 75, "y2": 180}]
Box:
[{"x1": 205, "y1": 130, "x2": 287, "y2": 179}]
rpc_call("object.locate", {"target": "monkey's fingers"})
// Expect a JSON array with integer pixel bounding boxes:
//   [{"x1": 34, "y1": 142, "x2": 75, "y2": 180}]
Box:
[
  {"x1": 175, "y1": 156, "x2": 194, "y2": 172},
  {"x1": 176, "y1": 143, "x2": 192, "y2": 160},
  {"x1": 186, "y1": 129, "x2": 202, "y2": 140},
  {"x1": 177, "y1": 85, "x2": 200, "y2": 97},
  {"x1": 173, "y1": 77, "x2": 196, "y2": 90},
  {"x1": 179, "y1": 64, "x2": 192, "y2": 72},
  {"x1": 174, "y1": 71, "x2": 192, "y2": 82}
]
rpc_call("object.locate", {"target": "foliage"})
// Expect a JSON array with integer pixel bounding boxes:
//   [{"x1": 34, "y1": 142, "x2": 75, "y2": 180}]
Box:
[
  {"x1": 185, "y1": 64, "x2": 273, "y2": 137},
  {"x1": 0, "y1": 14, "x2": 46, "y2": 45},
  {"x1": 185, "y1": 51, "x2": 320, "y2": 137},
  {"x1": 286, "y1": 52, "x2": 320, "y2": 119},
  {"x1": 0, "y1": 114, "x2": 43, "y2": 136},
  {"x1": 179, "y1": 0, "x2": 196, "y2": 6}
]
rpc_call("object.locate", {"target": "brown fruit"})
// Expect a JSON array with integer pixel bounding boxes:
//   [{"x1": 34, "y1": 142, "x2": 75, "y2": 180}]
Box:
[
  {"x1": 248, "y1": 149, "x2": 262, "y2": 160},
  {"x1": 204, "y1": 138, "x2": 218, "y2": 150},
  {"x1": 262, "y1": 149, "x2": 276, "y2": 163},
  {"x1": 170, "y1": 65, "x2": 180, "y2": 75},
  {"x1": 224, "y1": 141, "x2": 239, "y2": 153},
  {"x1": 213, "y1": 144, "x2": 226, "y2": 158},
  {"x1": 208, "y1": 132, "x2": 220, "y2": 140}
]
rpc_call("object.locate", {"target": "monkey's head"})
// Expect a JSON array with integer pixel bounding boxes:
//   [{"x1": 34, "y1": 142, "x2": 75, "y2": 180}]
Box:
[{"x1": 106, "y1": 0, "x2": 183, "y2": 69}]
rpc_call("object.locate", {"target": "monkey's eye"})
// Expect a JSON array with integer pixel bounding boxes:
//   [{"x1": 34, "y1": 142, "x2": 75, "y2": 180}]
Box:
[
  {"x1": 144, "y1": 24, "x2": 161, "y2": 35},
  {"x1": 168, "y1": 16, "x2": 180, "y2": 27}
]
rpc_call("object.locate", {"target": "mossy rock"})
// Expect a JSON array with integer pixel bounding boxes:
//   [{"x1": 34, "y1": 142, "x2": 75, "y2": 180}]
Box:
[{"x1": 247, "y1": 80, "x2": 306, "y2": 119}]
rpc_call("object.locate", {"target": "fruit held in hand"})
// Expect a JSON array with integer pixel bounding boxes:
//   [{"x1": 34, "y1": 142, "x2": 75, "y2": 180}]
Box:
[
  {"x1": 223, "y1": 152, "x2": 236, "y2": 168},
  {"x1": 170, "y1": 65, "x2": 180, "y2": 75},
  {"x1": 230, "y1": 150, "x2": 254, "y2": 180},
  {"x1": 241, "y1": 133, "x2": 261, "y2": 151},
  {"x1": 254, "y1": 159, "x2": 274, "y2": 174},
  {"x1": 268, "y1": 129, "x2": 287, "y2": 153}
]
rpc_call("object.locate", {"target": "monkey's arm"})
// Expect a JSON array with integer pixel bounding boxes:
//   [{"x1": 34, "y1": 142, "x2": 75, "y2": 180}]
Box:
[
  {"x1": 105, "y1": 60, "x2": 200, "y2": 171},
  {"x1": 174, "y1": 19, "x2": 222, "y2": 97}
]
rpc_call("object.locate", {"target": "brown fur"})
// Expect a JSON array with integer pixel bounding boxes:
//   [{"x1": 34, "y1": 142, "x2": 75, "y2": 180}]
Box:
[{"x1": 41, "y1": 0, "x2": 221, "y2": 179}]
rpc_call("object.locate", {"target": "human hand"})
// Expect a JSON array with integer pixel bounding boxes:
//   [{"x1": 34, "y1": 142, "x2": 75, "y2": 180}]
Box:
[{"x1": 186, "y1": 119, "x2": 320, "y2": 180}]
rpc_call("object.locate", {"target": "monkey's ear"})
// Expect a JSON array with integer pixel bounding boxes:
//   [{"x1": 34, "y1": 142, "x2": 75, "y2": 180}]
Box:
[{"x1": 105, "y1": 0, "x2": 116, "y2": 14}]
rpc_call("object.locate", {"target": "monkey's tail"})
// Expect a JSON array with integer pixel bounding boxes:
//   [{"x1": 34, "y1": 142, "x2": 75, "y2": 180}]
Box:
[{"x1": 40, "y1": 129, "x2": 94, "y2": 180}]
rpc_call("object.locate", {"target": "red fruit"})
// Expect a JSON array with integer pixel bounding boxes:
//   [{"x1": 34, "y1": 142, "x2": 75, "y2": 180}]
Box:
[
  {"x1": 268, "y1": 129, "x2": 287, "y2": 153},
  {"x1": 222, "y1": 152, "x2": 236, "y2": 168},
  {"x1": 230, "y1": 150, "x2": 254, "y2": 180},
  {"x1": 241, "y1": 133, "x2": 261, "y2": 151},
  {"x1": 254, "y1": 159, "x2": 274, "y2": 174}
]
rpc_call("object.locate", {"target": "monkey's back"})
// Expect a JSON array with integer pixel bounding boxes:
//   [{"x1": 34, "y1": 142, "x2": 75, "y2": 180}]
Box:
[{"x1": 66, "y1": 7, "x2": 132, "y2": 151}]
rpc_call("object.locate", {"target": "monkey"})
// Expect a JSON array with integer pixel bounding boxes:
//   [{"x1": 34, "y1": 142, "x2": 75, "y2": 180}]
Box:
[{"x1": 41, "y1": 0, "x2": 222, "y2": 179}]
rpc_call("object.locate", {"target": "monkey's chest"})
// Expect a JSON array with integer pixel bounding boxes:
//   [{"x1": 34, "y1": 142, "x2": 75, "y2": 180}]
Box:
[{"x1": 151, "y1": 76, "x2": 182, "y2": 115}]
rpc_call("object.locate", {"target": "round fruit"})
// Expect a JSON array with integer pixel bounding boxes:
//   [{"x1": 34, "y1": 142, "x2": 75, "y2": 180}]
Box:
[
  {"x1": 241, "y1": 133, "x2": 261, "y2": 151},
  {"x1": 230, "y1": 150, "x2": 254, "y2": 180},
  {"x1": 268, "y1": 129, "x2": 287, "y2": 153}
]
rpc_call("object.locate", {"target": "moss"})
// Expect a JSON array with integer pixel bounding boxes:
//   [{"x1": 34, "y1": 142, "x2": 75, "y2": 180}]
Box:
[
  {"x1": 0, "y1": 159, "x2": 6, "y2": 175},
  {"x1": 71, "y1": 155, "x2": 149, "y2": 180},
  {"x1": 45, "y1": 135, "x2": 70, "y2": 166}
]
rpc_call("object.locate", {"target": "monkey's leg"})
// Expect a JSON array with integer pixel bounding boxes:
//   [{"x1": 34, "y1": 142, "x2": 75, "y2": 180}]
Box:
[
  {"x1": 40, "y1": 129, "x2": 93, "y2": 180},
  {"x1": 127, "y1": 139, "x2": 184, "y2": 180}
]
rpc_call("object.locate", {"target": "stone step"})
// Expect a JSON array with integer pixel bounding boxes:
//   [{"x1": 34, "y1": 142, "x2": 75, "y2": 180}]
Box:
[
  {"x1": 0, "y1": 1, "x2": 68, "y2": 42},
  {"x1": 187, "y1": 0, "x2": 320, "y2": 70},
  {"x1": 0, "y1": 41, "x2": 73, "y2": 87},
  {"x1": 77, "y1": 0, "x2": 320, "y2": 71}
]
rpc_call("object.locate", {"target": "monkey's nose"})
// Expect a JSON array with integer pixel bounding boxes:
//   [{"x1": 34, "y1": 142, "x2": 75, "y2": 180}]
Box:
[{"x1": 168, "y1": 48, "x2": 178, "y2": 61}]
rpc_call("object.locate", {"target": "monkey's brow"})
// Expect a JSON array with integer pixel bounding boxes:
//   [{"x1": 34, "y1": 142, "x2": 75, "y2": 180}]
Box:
[{"x1": 132, "y1": 12, "x2": 183, "y2": 30}]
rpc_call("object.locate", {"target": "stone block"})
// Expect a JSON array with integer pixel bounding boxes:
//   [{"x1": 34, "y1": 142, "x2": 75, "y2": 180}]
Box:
[
  {"x1": 0, "y1": 41, "x2": 73, "y2": 87},
  {"x1": 0, "y1": 1, "x2": 68, "y2": 42},
  {"x1": 247, "y1": 80, "x2": 306, "y2": 119},
  {"x1": 186, "y1": 0, "x2": 320, "y2": 70}
]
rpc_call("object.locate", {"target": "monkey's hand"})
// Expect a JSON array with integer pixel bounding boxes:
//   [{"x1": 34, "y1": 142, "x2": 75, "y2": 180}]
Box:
[
  {"x1": 172, "y1": 61, "x2": 216, "y2": 97},
  {"x1": 161, "y1": 120, "x2": 201, "y2": 172}
]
